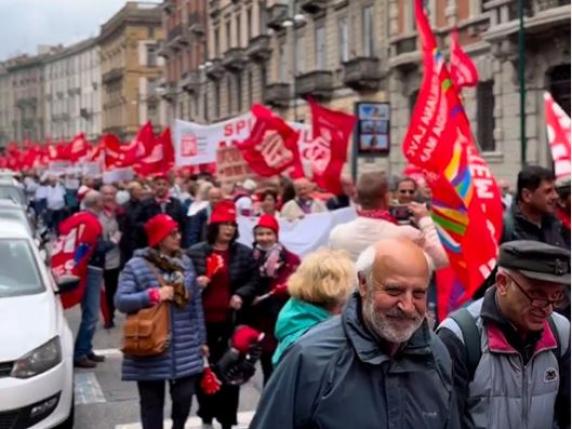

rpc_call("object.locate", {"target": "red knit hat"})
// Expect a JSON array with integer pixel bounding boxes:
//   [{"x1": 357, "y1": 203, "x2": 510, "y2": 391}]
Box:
[
  {"x1": 144, "y1": 214, "x2": 179, "y2": 247},
  {"x1": 210, "y1": 200, "x2": 237, "y2": 224},
  {"x1": 255, "y1": 214, "x2": 279, "y2": 236}
]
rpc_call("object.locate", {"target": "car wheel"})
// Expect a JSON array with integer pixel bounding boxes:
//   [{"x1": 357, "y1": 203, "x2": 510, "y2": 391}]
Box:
[{"x1": 54, "y1": 394, "x2": 74, "y2": 429}]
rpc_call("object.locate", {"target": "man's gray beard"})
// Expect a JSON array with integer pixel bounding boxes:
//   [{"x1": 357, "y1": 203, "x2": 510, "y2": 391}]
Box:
[{"x1": 362, "y1": 292, "x2": 425, "y2": 344}]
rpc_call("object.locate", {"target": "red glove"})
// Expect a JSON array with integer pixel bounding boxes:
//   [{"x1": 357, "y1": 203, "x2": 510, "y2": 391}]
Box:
[
  {"x1": 200, "y1": 357, "x2": 221, "y2": 395},
  {"x1": 206, "y1": 253, "x2": 224, "y2": 279},
  {"x1": 232, "y1": 325, "x2": 264, "y2": 354}
]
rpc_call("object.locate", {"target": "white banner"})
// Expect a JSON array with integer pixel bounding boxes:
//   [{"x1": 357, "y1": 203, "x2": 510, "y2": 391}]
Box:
[
  {"x1": 236, "y1": 207, "x2": 357, "y2": 257},
  {"x1": 173, "y1": 114, "x2": 315, "y2": 171},
  {"x1": 103, "y1": 167, "x2": 134, "y2": 184}
]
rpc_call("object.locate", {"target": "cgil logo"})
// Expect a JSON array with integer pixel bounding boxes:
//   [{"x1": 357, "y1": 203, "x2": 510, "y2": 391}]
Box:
[{"x1": 544, "y1": 368, "x2": 558, "y2": 383}]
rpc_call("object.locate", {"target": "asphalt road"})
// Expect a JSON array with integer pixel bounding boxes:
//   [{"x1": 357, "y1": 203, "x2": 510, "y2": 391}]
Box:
[{"x1": 66, "y1": 306, "x2": 261, "y2": 429}]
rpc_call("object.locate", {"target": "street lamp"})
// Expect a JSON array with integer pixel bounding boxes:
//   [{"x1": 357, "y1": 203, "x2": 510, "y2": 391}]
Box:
[
  {"x1": 518, "y1": 0, "x2": 526, "y2": 167},
  {"x1": 282, "y1": 2, "x2": 306, "y2": 122}
]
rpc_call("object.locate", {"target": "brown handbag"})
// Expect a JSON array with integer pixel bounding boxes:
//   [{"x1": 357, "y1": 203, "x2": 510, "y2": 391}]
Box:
[{"x1": 121, "y1": 264, "x2": 171, "y2": 357}]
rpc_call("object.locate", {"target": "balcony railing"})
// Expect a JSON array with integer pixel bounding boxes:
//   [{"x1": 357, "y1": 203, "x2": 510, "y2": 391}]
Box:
[
  {"x1": 168, "y1": 24, "x2": 183, "y2": 41},
  {"x1": 222, "y1": 48, "x2": 246, "y2": 71},
  {"x1": 182, "y1": 71, "x2": 201, "y2": 93},
  {"x1": 246, "y1": 35, "x2": 271, "y2": 62},
  {"x1": 299, "y1": 0, "x2": 329, "y2": 14},
  {"x1": 266, "y1": 4, "x2": 288, "y2": 30},
  {"x1": 206, "y1": 59, "x2": 225, "y2": 80},
  {"x1": 295, "y1": 70, "x2": 333, "y2": 99},
  {"x1": 188, "y1": 12, "x2": 205, "y2": 35},
  {"x1": 102, "y1": 68, "x2": 123, "y2": 84},
  {"x1": 264, "y1": 83, "x2": 291, "y2": 107},
  {"x1": 342, "y1": 57, "x2": 381, "y2": 91}
]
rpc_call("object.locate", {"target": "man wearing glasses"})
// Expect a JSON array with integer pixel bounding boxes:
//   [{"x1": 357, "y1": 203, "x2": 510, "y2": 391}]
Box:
[{"x1": 438, "y1": 241, "x2": 570, "y2": 429}]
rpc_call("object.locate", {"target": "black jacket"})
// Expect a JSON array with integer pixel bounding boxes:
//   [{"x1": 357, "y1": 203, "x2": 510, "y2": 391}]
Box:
[
  {"x1": 118, "y1": 199, "x2": 142, "y2": 265},
  {"x1": 186, "y1": 241, "x2": 260, "y2": 304},
  {"x1": 136, "y1": 197, "x2": 187, "y2": 248},
  {"x1": 502, "y1": 203, "x2": 566, "y2": 248},
  {"x1": 186, "y1": 207, "x2": 208, "y2": 248},
  {"x1": 250, "y1": 293, "x2": 460, "y2": 429}
]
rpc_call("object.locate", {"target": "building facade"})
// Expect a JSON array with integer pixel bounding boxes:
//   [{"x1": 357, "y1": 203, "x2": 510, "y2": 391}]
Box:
[
  {"x1": 99, "y1": 2, "x2": 165, "y2": 139},
  {"x1": 388, "y1": 0, "x2": 571, "y2": 181},
  {"x1": 158, "y1": 0, "x2": 207, "y2": 124},
  {"x1": 0, "y1": 64, "x2": 14, "y2": 148},
  {"x1": 44, "y1": 38, "x2": 102, "y2": 141}
]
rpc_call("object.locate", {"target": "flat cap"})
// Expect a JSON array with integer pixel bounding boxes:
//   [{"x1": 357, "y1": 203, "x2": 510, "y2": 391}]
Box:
[{"x1": 499, "y1": 240, "x2": 570, "y2": 285}]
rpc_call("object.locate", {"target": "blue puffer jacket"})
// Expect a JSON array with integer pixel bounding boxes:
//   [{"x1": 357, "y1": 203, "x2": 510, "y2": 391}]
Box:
[{"x1": 115, "y1": 248, "x2": 207, "y2": 381}]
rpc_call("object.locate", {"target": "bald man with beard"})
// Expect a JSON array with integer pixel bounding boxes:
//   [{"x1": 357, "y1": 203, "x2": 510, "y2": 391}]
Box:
[{"x1": 251, "y1": 238, "x2": 460, "y2": 429}]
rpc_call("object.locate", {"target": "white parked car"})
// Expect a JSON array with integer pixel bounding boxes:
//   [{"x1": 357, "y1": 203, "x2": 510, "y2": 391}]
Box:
[{"x1": 0, "y1": 220, "x2": 74, "y2": 428}]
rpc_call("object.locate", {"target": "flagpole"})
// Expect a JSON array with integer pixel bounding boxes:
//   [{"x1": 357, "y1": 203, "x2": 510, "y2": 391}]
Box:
[{"x1": 518, "y1": 0, "x2": 526, "y2": 166}]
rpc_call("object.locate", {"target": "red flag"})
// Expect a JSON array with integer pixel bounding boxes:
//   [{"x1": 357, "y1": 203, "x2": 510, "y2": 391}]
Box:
[
  {"x1": 133, "y1": 128, "x2": 174, "y2": 177},
  {"x1": 51, "y1": 211, "x2": 103, "y2": 309},
  {"x1": 101, "y1": 134, "x2": 124, "y2": 169},
  {"x1": 68, "y1": 133, "x2": 91, "y2": 162},
  {"x1": 237, "y1": 104, "x2": 303, "y2": 177},
  {"x1": 307, "y1": 99, "x2": 356, "y2": 194},
  {"x1": 449, "y1": 28, "x2": 479, "y2": 89},
  {"x1": 121, "y1": 121, "x2": 155, "y2": 166},
  {"x1": 544, "y1": 91, "x2": 571, "y2": 181},
  {"x1": 403, "y1": 0, "x2": 502, "y2": 300}
]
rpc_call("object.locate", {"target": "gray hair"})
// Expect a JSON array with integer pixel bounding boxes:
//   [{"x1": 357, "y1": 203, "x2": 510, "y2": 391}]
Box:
[{"x1": 82, "y1": 190, "x2": 102, "y2": 209}]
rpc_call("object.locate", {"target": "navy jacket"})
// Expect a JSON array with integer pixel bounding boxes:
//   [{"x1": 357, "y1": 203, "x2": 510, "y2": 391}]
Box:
[{"x1": 115, "y1": 248, "x2": 206, "y2": 381}]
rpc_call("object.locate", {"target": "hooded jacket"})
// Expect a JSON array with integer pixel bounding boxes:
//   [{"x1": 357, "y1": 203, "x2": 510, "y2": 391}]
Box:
[{"x1": 251, "y1": 293, "x2": 460, "y2": 429}]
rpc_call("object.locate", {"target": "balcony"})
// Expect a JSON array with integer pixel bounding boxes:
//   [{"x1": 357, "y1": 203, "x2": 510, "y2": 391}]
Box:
[
  {"x1": 295, "y1": 71, "x2": 334, "y2": 99},
  {"x1": 264, "y1": 83, "x2": 291, "y2": 108},
  {"x1": 342, "y1": 57, "x2": 381, "y2": 91},
  {"x1": 162, "y1": 0, "x2": 173, "y2": 15},
  {"x1": 181, "y1": 71, "x2": 201, "y2": 94},
  {"x1": 158, "y1": 42, "x2": 171, "y2": 58},
  {"x1": 266, "y1": 4, "x2": 288, "y2": 30},
  {"x1": 168, "y1": 24, "x2": 187, "y2": 48},
  {"x1": 209, "y1": 0, "x2": 221, "y2": 18},
  {"x1": 222, "y1": 48, "x2": 246, "y2": 72},
  {"x1": 388, "y1": 34, "x2": 420, "y2": 71},
  {"x1": 206, "y1": 59, "x2": 225, "y2": 80},
  {"x1": 187, "y1": 12, "x2": 205, "y2": 35},
  {"x1": 160, "y1": 82, "x2": 177, "y2": 101},
  {"x1": 168, "y1": 24, "x2": 183, "y2": 41},
  {"x1": 246, "y1": 35, "x2": 271, "y2": 62},
  {"x1": 102, "y1": 68, "x2": 124, "y2": 84},
  {"x1": 299, "y1": 0, "x2": 329, "y2": 14}
]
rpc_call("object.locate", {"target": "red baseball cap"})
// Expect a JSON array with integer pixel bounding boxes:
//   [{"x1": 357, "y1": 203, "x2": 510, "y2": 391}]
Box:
[{"x1": 144, "y1": 214, "x2": 179, "y2": 247}]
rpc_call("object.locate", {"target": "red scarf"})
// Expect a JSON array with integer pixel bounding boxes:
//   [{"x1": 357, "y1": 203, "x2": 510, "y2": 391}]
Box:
[
  {"x1": 357, "y1": 208, "x2": 397, "y2": 224},
  {"x1": 556, "y1": 207, "x2": 571, "y2": 230}
]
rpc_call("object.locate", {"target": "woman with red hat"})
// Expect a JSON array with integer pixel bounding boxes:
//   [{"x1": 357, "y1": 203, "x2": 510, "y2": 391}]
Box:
[
  {"x1": 247, "y1": 214, "x2": 300, "y2": 384},
  {"x1": 187, "y1": 200, "x2": 260, "y2": 429},
  {"x1": 115, "y1": 214, "x2": 207, "y2": 429}
]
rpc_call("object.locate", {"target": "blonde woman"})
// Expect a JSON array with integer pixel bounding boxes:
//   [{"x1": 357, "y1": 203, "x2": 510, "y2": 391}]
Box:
[{"x1": 272, "y1": 248, "x2": 356, "y2": 365}]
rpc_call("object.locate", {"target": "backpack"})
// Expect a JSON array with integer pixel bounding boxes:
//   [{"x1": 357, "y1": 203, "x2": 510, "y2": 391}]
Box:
[{"x1": 444, "y1": 308, "x2": 565, "y2": 379}]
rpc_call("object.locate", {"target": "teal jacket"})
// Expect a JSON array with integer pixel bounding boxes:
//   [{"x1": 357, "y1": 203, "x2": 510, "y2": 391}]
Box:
[{"x1": 272, "y1": 298, "x2": 331, "y2": 366}]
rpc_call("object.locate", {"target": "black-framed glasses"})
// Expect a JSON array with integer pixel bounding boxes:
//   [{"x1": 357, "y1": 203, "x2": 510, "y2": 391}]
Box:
[
  {"x1": 505, "y1": 272, "x2": 565, "y2": 309},
  {"x1": 399, "y1": 189, "x2": 415, "y2": 194},
  {"x1": 169, "y1": 230, "x2": 181, "y2": 238}
]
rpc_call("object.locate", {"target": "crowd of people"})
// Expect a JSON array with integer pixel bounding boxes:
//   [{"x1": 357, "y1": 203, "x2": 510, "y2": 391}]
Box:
[{"x1": 12, "y1": 163, "x2": 571, "y2": 429}]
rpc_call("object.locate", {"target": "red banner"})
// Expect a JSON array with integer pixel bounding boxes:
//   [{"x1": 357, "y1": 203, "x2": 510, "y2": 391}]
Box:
[
  {"x1": 51, "y1": 211, "x2": 102, "y2": 309},
  {"x1": 134, "y1": 128, "x2": 174, "y2": 177},
  {"x1": 68, "y1": 133, "x2": 91, "y2": 162},
  {"x1": 449, "y1": 28, "x2": 479, "y2": 90},
  {"x1": 308, "y1": 99, "x2": 356, "y2": 194},
  {"x1": 544, "y1": 91, "x2": 571, "y2": 181},
  {"x1": 237, "y1": 104, "x2": 303, "y2": 178},
  {"x1": 403, "y1": 0, "x2": 502, "y2": 300}
]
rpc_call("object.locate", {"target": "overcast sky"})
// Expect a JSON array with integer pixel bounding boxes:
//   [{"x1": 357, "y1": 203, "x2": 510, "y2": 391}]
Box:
[{"x1": 0, "y1": 0, "x2": 161, "y2": 61}]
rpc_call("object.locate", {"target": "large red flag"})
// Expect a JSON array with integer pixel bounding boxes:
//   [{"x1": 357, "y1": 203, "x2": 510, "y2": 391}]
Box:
[
  {"x1": 68, "y1": 133, "x2": 91, "y2": 162},
  {"x1": 121, "y1": 121, "x2": 155, "y2": 166},
  {"x1": 307, "y1": 99, "x2": 356, "y2": 194},
  {"x1": 237, "y1": 104, "x2": 304, "y2": 177},
  {"x1": 403, "y1": 0, "x2": 502, "y2": 300},
  {"x1": 51, "y1": 211, "x2": 102, "y2": 309},
  {"x1": 101, "y1": 134, "x2": 124, "y2": 169},
  {"x1": 544, "y1": 91, "x2": 571, "y2": 181},
  {"x1": 449, "y1": 28, "x2": 479, "y2": 90},
  {"x1": 134, "y1": 128, "x2": 174, "y2": 177}
]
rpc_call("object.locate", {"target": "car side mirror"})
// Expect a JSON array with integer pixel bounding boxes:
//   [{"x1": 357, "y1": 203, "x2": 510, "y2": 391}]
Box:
[{"x1": 55, "y1": 274, "x2": 81, "y2": 294}]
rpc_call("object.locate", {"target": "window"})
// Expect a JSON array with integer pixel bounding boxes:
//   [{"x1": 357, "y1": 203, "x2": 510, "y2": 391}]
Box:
[
  {"x1": 148, "y1": 26, "x2": 155, "y2": 39},
  {"x1": 215, "y1": 82, "x2": 221, "y2": 118},
  {"x1": 477, "y1": 81, "x2": 495, "y2": 152},
  {"x1": 214, "y1": 27, "x2": 220, "y2": 57},
  {"x1": 549, "y1": 64, "x2": 571, "y2": 116},
  {"x1": 409, "y1": 90, "x2": 419, "y2": 117},
  {"x1": 363, "y1": 6, "x2": 374, "y2": 57},
  {"x1": 0, "y1": 240, "x2": 43, "y2": 297},
  {"x1": 279, "y1": 42, "x2": 287, "y2": 81},
  {"x1": 236, "y1": 73, "x2": 243, "y2": 112},
  {"x1": 227, "y1": 78, "x2": 232, "y2": 115},
  {"x1": 315, "y1": 22, "x2": 326, "y2": 70},
  {"x1": 146, "y1": 44, "x2": 158, "y2": 67},
  {"x1": 295, "y1": 33, "x2": 305, "y2": 74},
  {"x1": 226, "y1": 20, "x2": 232, "y2": 50},
  {"x1": 236, "y1": 12, "x2": 242, "y2": 47},
  {"x1": 338, "y1": 17, "x2": 349, "y2": 63},
  {"x1": 246, "y1": 8, "x2": 253, "y2": 41},
  {"x1": 248, "y1": 71, "x2": 254, "y2": 107}
]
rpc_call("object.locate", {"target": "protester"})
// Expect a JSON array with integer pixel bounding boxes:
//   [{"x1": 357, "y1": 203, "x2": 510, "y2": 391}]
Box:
[
  {"x1": 556, "y1": 177, "x2": 571, "y2": 248},
  {"x1": 137, "y1": 174, "x2": 187, "y2": 249},
  {"x1": 99, "y1": 185, "x2": 123, "y2": 329},
  {"x1": 187, "y1": 200, "x2": 259, "y2": 429},
  {"x1": 271, "y1": 247, "x2": 354, "y2": 367},
  {"x1": 279, "y1": 177, "x2": 296, "y2": 208},
  {"x1": 247, "y1": 214, "x2": 300, "y2": 383},
  {"x1": 46, "y1": 175, "x2": 67, "y2": 233},
  {"x1": 502, "y1": 165, "x2": 565, "y2": 247},
  {"x1": 326, "y1": 176, "x2": 355, "y2": 210},
  {"x1": 251, "y1": 238, "x2": 459, "y2": 429},
  {"x1": 118, "y1": 181, "x2": 144, "y2": 266},
  {"x1": 74, "y1": 190, "x2": 112, "y2": 368},
  {"x1": 438, "y1": 241, "x2": 570, "y2": 429},
  {"x1": 115, "y1": 214, "x2": 207, "y2": 429},
  {"x1": 280, "y1": 178, "x2": 327, "y2": 221},
  {"x1": 257, "y1": 189, "x2": 279, "y2": 218},
  {"x1": 234, "y1": 178, "x2": 257, "y2": 216},
  {"x1": 395, "y1": 176, "x2": 418, "y2": 205},
  {"x1": 498, "y1": 178, "x2": 514, "y2": 212},
  {"x1": 329, "y1": 171, "x2": 448, "y2": 268},
  {"x1": 186, "y1": 186, "x2": 223, "y2": 247}
]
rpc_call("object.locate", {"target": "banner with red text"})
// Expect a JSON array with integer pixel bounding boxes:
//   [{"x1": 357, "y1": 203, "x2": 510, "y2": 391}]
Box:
[{"x1": 544, "y1": 91, "x2": 571, "y2": 181}]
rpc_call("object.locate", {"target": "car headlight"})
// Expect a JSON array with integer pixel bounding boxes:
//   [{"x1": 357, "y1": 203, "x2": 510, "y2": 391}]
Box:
[{"x1": 11, "y1": 337, "x2": 62, "y2": 379}]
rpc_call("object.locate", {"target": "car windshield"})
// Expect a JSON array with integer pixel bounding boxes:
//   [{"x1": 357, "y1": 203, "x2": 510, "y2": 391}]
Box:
[
  {"x1": 0, "y1": 209, "x2": 32, "y2": 236},
  {"x1": 0, "y1": 239, "x2": 44, "y2": 297},
  {"x1": 0, "y1": 185, "x2": 26, "y2": 206}
]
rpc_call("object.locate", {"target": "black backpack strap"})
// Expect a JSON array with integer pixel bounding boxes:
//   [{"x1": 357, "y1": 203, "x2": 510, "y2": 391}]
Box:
[{"x1": 449, "y1": 308, "x2": 482, "y2": 378}]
